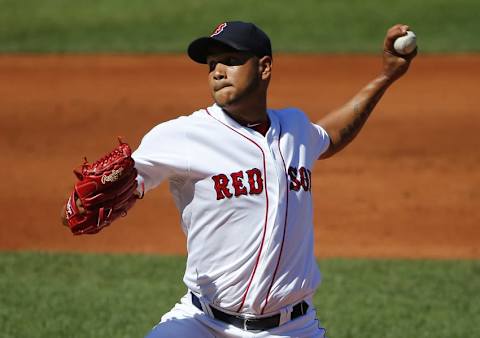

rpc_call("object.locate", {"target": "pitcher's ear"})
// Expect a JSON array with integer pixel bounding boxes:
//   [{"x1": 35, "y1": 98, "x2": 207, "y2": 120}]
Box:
[{"x1": 259, "y1": 56, "x2": 272, "y2": 80}]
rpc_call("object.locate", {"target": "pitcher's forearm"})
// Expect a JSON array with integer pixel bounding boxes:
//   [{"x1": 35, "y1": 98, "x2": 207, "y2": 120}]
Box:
[{"x1": 318, "y1": 75, "x2": 392, "y2": 158}]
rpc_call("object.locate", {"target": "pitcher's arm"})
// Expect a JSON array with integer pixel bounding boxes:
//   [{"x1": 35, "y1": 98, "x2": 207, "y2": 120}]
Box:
[{"x1": 318, "y1": 24, "x2": 416, "y2": 159}]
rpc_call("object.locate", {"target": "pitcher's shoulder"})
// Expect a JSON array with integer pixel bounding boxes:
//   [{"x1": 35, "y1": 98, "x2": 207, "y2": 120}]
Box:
[
  {"x1": 269, "y1": 107, "x2": 311, "y2": 125},
  {"x1": 147, "y1": 108, "x2": 212, "y2": 131}
]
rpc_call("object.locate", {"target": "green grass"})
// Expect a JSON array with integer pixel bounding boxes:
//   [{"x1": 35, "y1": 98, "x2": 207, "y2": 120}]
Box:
[
  {"x1": 0, "y1": 252, "x2": 185, "y2": 338},
  {"x1": 316, "y1": 260, "x2": 480, "y2": 338},
  {"x1": 0, "y1": 252, "x2": 479, "y2": 338},
  {"x1": 0, "y1": 0, "x2": 479, "y2": 53}
]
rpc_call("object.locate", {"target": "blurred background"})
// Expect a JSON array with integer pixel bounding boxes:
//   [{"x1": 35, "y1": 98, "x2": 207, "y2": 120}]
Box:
[{"x1": 0, "y1": 0, "x2": 479, "y2": 337}]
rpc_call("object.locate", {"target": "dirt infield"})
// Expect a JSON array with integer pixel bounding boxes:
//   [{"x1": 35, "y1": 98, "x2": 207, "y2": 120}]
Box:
[{"x1": 0, "y1": 54, "x2": 478, "y2": 258}]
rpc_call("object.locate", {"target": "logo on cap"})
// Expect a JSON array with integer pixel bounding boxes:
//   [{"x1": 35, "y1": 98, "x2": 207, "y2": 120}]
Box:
[{"x1": 211, "y1": 22, "x2": 227, "y2": 37}]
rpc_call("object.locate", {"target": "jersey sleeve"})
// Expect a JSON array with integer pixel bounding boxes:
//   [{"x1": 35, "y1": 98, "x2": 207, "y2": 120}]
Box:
[
  {"x1": 275, "y1": 107, "x2": 331, "y2": 161},
  {"x1": 310, "y1": 122, "x2": 331, "y2": 159},
  {"x1": 132, "y1": 117, "x2": 190, "y2": 192}
]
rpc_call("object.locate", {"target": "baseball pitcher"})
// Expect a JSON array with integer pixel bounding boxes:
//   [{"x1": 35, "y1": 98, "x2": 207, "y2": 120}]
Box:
[{"x1": 62, "y1": 21, "x2": 416, "y2": 337}]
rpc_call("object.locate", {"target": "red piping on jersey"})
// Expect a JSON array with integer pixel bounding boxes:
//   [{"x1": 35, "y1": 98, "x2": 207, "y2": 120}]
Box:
[
  {"x1": 205, "y1": 108, "x2": 269, "y2": 313},
  {"x1": 261, "y1": 124, "x2": 289, "y2": 314}
]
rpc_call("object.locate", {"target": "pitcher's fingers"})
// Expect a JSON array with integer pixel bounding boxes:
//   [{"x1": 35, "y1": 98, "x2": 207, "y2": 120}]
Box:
[{"x1": 384, "y1": 24, "x2": 410, "y2": 51}]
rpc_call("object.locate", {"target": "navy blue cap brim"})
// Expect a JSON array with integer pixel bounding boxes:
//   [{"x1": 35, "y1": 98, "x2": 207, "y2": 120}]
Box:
[{"x1": 187, "y1": 37, "x2": 250, "y2": 64}]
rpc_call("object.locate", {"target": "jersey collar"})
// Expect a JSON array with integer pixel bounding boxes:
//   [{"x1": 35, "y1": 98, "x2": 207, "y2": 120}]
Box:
[{"x1": 208, "y1": 103, "x2": 279, "y2": 140}]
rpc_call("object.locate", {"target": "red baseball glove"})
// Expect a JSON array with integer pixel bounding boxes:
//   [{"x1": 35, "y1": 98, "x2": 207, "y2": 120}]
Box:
[{"x1": 64, "y1": 139, "x2": 140, "y2": 235}]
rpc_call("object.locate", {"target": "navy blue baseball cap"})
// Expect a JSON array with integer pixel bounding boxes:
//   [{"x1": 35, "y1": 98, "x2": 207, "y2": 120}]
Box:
[{"x1": 187, "y1": 21, "x2": 272, "y2": 64}]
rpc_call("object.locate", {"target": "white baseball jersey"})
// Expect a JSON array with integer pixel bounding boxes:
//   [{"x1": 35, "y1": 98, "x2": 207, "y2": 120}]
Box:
[{"x1": 132, "y1": 103, "x2": 330, "y2": 316}]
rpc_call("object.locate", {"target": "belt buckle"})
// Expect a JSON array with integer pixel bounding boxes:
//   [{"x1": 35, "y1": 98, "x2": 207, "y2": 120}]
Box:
[
  {"x1": 243, "y1": 316, "x2": 255, "y2": 331},
  {"x1": 241, "y1": 315, "x2": 263, "y2": 332},
  {"x1": 243, "y1": 318, "x2": 262, "y2": 333}
]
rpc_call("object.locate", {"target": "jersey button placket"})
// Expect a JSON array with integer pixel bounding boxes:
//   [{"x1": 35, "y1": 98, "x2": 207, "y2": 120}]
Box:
[
  {"x1": 261, "y1": 123, "x2": 291, "y2": 313},
  {"x1": 253, "y1": 128, "x2": 288, "y2": 311}
]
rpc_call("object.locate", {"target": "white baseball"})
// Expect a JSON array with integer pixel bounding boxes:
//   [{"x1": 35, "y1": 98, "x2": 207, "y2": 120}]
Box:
[{"x1": 393, "y1": 31, "x2": 416, "y2": 55}]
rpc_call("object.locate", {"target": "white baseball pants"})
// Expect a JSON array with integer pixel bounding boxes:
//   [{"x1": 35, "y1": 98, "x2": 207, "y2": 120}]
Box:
[{"x1": 145, "y1": 293, "x2": 327, "y2": 338}]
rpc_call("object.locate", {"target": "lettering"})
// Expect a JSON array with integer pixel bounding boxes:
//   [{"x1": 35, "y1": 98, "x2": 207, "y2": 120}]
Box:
[
  {"x1": 212, "y1": 174, "x2": 233, "y2": 200},
  {"x1": 288, "y1": 167, "x2": 301, "y2": 191},
  {"x1": 288, "y1": 166, "x2": 312, "y2": 192},
  {"x1": 231, "y1": 171, "x2": 248, "y2": 197},
  {"x1": 101, "y1": 167, "x2": 124, "y2": 184},
  {"x1": 65, "y1": 196, "x2": 74, "y2": 219},
  {"x1": 212, "y1": 168, "x2": 263, "y2": 200},
  {"x1": 246, "y1": 168, "x2": 263, "y2": 195}
]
